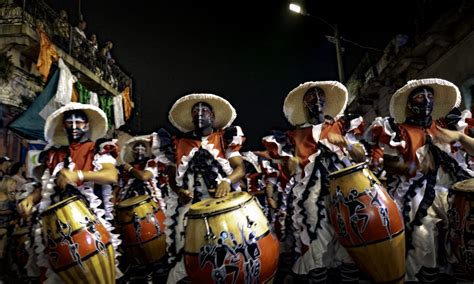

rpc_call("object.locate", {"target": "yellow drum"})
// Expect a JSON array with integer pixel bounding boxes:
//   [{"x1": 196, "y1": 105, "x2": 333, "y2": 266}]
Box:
[
  {"x1": 449, "y1": 178, "x2": 474, "y2": 279},
  {"x1": 184, "y1": 191, "x2": 279, "y2": 284},
  {"x1": 115, "y1": 195, "x2": 166, "y2": 265},
  {"x1": 328, "y1": 163, "x2": 405, "y2": 283},
  {"x1": 41, "y1": 196, "x2": 115, "y2": 284}
]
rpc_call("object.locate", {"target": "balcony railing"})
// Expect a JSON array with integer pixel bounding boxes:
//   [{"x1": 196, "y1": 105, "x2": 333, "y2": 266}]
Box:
[{"x1": 0, "y1": 0, "x2": 132, "y2": 93}]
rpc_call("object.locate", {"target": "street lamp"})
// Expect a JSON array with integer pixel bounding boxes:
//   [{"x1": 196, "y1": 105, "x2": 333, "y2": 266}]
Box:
[{"x1": 289, "y1": 3, "x2": 345, "y2": 83}]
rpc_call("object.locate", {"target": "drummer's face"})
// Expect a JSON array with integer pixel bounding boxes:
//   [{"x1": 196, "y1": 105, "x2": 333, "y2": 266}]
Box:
[
  {"x1": 192, "y1": 102, "x2": 214, "y2": 130},
  {"x1": 63, "y1": 110, "x2": 89, "y2": 142},
  {"x1": 304, "y1": 87, "x2": 326, "y2": 123},
  {"x1": 407, "y1": 87, "x2": 434, "y2": 117},
  {"x1": 133, "y1": 142, "x2": 147, "y2": 161}
]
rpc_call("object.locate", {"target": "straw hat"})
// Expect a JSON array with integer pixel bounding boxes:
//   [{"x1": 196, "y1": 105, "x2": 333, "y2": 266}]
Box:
[
  {"x1": 283, "y1": 81, "x2": 348, "y2": 126},
  {"x1": 389, "y1": 78, "x2": 461, "y2": 124},
  {"x1": 168, "y1": 93, "x2": 236, "y2": 133},
  {"x1": 44, "y1": 102, "x2": 108, "y2": 146},
  {"x1": 119, "y1": 135, "x2": 152, "y2": 164}
]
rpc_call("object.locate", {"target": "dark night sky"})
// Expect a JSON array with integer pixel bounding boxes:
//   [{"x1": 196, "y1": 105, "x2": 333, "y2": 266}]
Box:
[{"x1": 44, "y1": 0, "x2": 422, "y2": 150}]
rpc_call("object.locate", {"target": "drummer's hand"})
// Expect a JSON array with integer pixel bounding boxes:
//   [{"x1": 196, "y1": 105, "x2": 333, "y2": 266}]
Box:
[
  {"x1": 287, "y1": 156, "x2": 299, "y2": 176},
  {"x1": 327, "y1": 133, "x2": 348, "y2": 148},
  {"x1": 267, "y1": 196, "x2": 278, "y2": 209},
  {"x1": 215, "y1": 179, "x2": 231, "y2": 198},
  {"x1": 17, "y1": 195, "x2": 35, "y2": 216},
  {"x1": 176, "y1": 189, "x2": 193, "y2": 204},
  {"x1": 434, "y1": 125, "x2": 460, "y2": 144},
  {"x1": 56, "y1": 169, "x2": 79, "y2": 189}
]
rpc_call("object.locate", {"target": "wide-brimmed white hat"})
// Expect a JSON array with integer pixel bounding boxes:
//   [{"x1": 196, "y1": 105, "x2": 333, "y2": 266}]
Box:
[
  {"x1": 119, "y1": 135, "x2": 152, "y2": 164},
  {"x1": 390, "y1": 78, "x2": 461, "y2": 124},
  {"x1": 168, "y1": 93, "x2": 236, "y2": 133},
  {"x1": 44, "y1": 102, "x2": 108, "y2": 146},
  {"x1": 283, "y1": 81, "x2": 348, "y2": 126}
]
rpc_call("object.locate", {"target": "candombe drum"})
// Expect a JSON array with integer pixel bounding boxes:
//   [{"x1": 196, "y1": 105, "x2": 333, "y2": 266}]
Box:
[
  {"x1": 10, "y1": 226, "x2": 30, "y2": 269},
  {"x1": 448, "y1": 178, "x2": 474, "y2": 279},
  {"x1": 41, "y1": 196, "x2": 115, "y2": 283},
  {"x1": 328, "y1": 162, "x2": 405, "y2": 283},
  {"x1": 184, "y1": 191, "x2": 279, "y2": 284},
  {"x1": 115, "y1": 195, "x2": 166, "y2": 265}
]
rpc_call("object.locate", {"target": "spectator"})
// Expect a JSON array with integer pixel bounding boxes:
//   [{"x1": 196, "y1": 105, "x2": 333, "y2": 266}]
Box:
[
  {"x1": 89, "y1": 33, "x2": 98, "y2": 51},
  {"x1": 9, "y1": 163, "x2": 26, "y2": 193},
  {"x1": 52, "y1": 10, "x2": 70, "y2": 49},
  {"x1": 100, "y1": 41, "x2": 115, "y2": 64},
  {"x1": 0, "y1": 177, "x2": 18, "y2": 282},
  {"x1": 0, "y1": 157, "x2": 12, "y2": 181},
  {"x1": 72, "y1": 20, "x2": 87, "y2": 58}
]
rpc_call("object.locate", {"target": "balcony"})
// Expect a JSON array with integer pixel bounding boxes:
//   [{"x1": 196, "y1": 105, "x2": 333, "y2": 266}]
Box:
[{"x1": 0, "y1": 0, "x2": 132, "y2": 96}]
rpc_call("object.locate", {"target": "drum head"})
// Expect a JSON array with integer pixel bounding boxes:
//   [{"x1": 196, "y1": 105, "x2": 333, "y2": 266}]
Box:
[
  {"x1": 452, "y1": 179, "x2": 474, "y2": 192},
  {"x1": 187, "y1": 191, "x2": 253, "y2": 217},
  {"x1": 116, "y1": 195, "x2": 151, "y2": 209},
  {"x1": 328, "y1": 162, "x2": 368, "y2": 180},
  {"x1": 41, "y1": 195, "x2": 81, "y2": 216}
]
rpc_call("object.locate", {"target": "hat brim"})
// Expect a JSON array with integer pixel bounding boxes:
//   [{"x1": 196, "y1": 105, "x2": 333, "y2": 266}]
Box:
[
  {"x1": 168, "y1": 93, "x2": 236, "y2": 133},
  {"x1": 389, "y1": 78, "x2": 461, "y2": 124},
  {"x1": 44, "y1": 102, "x2": 108, "y2": 146},
  {"x1": 119, "y1": 135, "x2": 152, "y2": 164},
  {"x1": 283, "y1": 81, "x2": 348, "y2": 126}
]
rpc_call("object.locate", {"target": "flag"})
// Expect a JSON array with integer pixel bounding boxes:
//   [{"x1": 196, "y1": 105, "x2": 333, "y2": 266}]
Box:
[
  {"x1": 36, "y1": 24, "x2": 59, "y2": 81},
  {"x1": 8, "y1": 69, "x2": 60, "y2": 140},
  {"x1": 122, "y1": 86, "x2": 133, "y2": 120}
]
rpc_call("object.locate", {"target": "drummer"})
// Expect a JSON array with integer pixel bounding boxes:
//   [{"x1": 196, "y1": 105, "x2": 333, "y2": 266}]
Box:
[
  {"x1": 151, "y1": 93, "x2": 246, "y2": 283},
  {"x1": 261, "y1": 81, "x2": 366, "y2": 282},
  {"x1": 364, "y1": 79, "x2": 474, "y2": 281},
  {"x1": 16, "y1": 103, "x2": 123, "y2": 282},
  {"x1": 118, "y1": 135, "x2": 165, "y2": 209}
]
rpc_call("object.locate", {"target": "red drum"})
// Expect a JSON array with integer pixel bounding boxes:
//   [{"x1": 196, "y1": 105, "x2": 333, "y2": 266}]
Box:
[
  {"x1": 115, "y1": 195, "x2": 166, "y2": 265},
  {"x1": 448, "y1": 179, "x2": 474, "y2": 279},
  {"x1": 184, "y1": 191, "x2": 279, "y2": 284},
  {"x1": 328, "y1": 163, "x2": 405, "y2": 283},
  {"x1": 41, "y1": 196, "x2": 115, "y2": 283}
]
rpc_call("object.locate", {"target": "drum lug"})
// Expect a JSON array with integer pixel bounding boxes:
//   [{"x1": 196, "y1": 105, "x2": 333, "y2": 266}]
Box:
[{"x1": 203, "y1": 217, "x2": 216, "y2": 241}]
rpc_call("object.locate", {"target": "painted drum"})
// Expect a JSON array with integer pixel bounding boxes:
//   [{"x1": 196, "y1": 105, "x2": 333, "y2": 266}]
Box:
[
  {"x1": 11, "y1": 226, "x2": 30, "y2": 268},
  {"x1": 115, "y1": 195, "x2": 166, "y2": 266},
  {"x1": 328, "y1": 162, "x2": 405, "y2": 283},
  {"x1": 41, "y1": 196, "x2": 115, "y2": 284},
  {"x1": 448, "y1": 178, "x2": 474, "y2": 280},
  {"x1": 184, "y1": 191, "x2": 279, "y2": 284}
]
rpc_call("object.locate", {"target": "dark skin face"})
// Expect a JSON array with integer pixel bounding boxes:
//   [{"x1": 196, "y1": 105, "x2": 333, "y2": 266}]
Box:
[
  {"x1": 132, "y1": 142, "x2": 148, "y2": 162},
  {"x1": 63, "y1": 110, "x2": 89, "y2": 143},
  {"x1": 407, "y1": 87, "x2": 434, "y2": 119},
  {"x1": 191, "y1": 102, "x2": 215, "y2": 136},
  {"x1": 303, "y1": 87, "x2": 326, "y2": 125}
]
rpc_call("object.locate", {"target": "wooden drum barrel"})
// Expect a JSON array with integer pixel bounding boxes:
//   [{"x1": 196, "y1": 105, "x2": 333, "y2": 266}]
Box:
[
  {"x1": 328, "y1": 162, "x2": 405, "y2": 283},
  {"x1": 448, "y1": 178, "x2": 474, "y2": 279},
  {"x1": 41, "y1": 196, "x2": 115, "y2": 284},
  {"x1": 115, "y1": 195, "x2": 166, "y2": 266},
  {"x1": 184, "y1": 191, "x2": 279, "y2": 284}
]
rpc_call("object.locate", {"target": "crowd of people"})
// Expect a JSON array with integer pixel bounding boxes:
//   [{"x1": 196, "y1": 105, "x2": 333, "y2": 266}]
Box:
[
  {"x1": 2, "y1": 78, "x2": 474, "y2": 283},
  {"x1": 51, "y1": 9, "x2": 121, "y2": 89}
]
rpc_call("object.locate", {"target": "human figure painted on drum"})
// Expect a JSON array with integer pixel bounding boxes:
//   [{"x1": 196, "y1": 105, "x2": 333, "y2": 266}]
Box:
[
  {"x1": 199, "y1": 231, "x2": 240, "y2": 284},
  {"x1": 81, "y1": 216, "x2": 107, "y2": 254},
  {"x1": 151, "y1": 94, "x2": 246, "y2": 283},
  {"x1": 118, "y1": 136, "x2": 166, "y2": 210},
  {"x1": 16, "y1": 103, "x2": 122, "y2": 282},
  {"x1": 365, "y1": 79, "x2": 474, "y2": 282},
  {"x1": 262, "y1": 81, "x2": 366, "y2": 282}
]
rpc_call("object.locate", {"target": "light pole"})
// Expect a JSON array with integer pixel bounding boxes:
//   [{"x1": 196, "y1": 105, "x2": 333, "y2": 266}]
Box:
[{"x1": 289, "y1": 3, "x2": 345, "y2": 83}]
